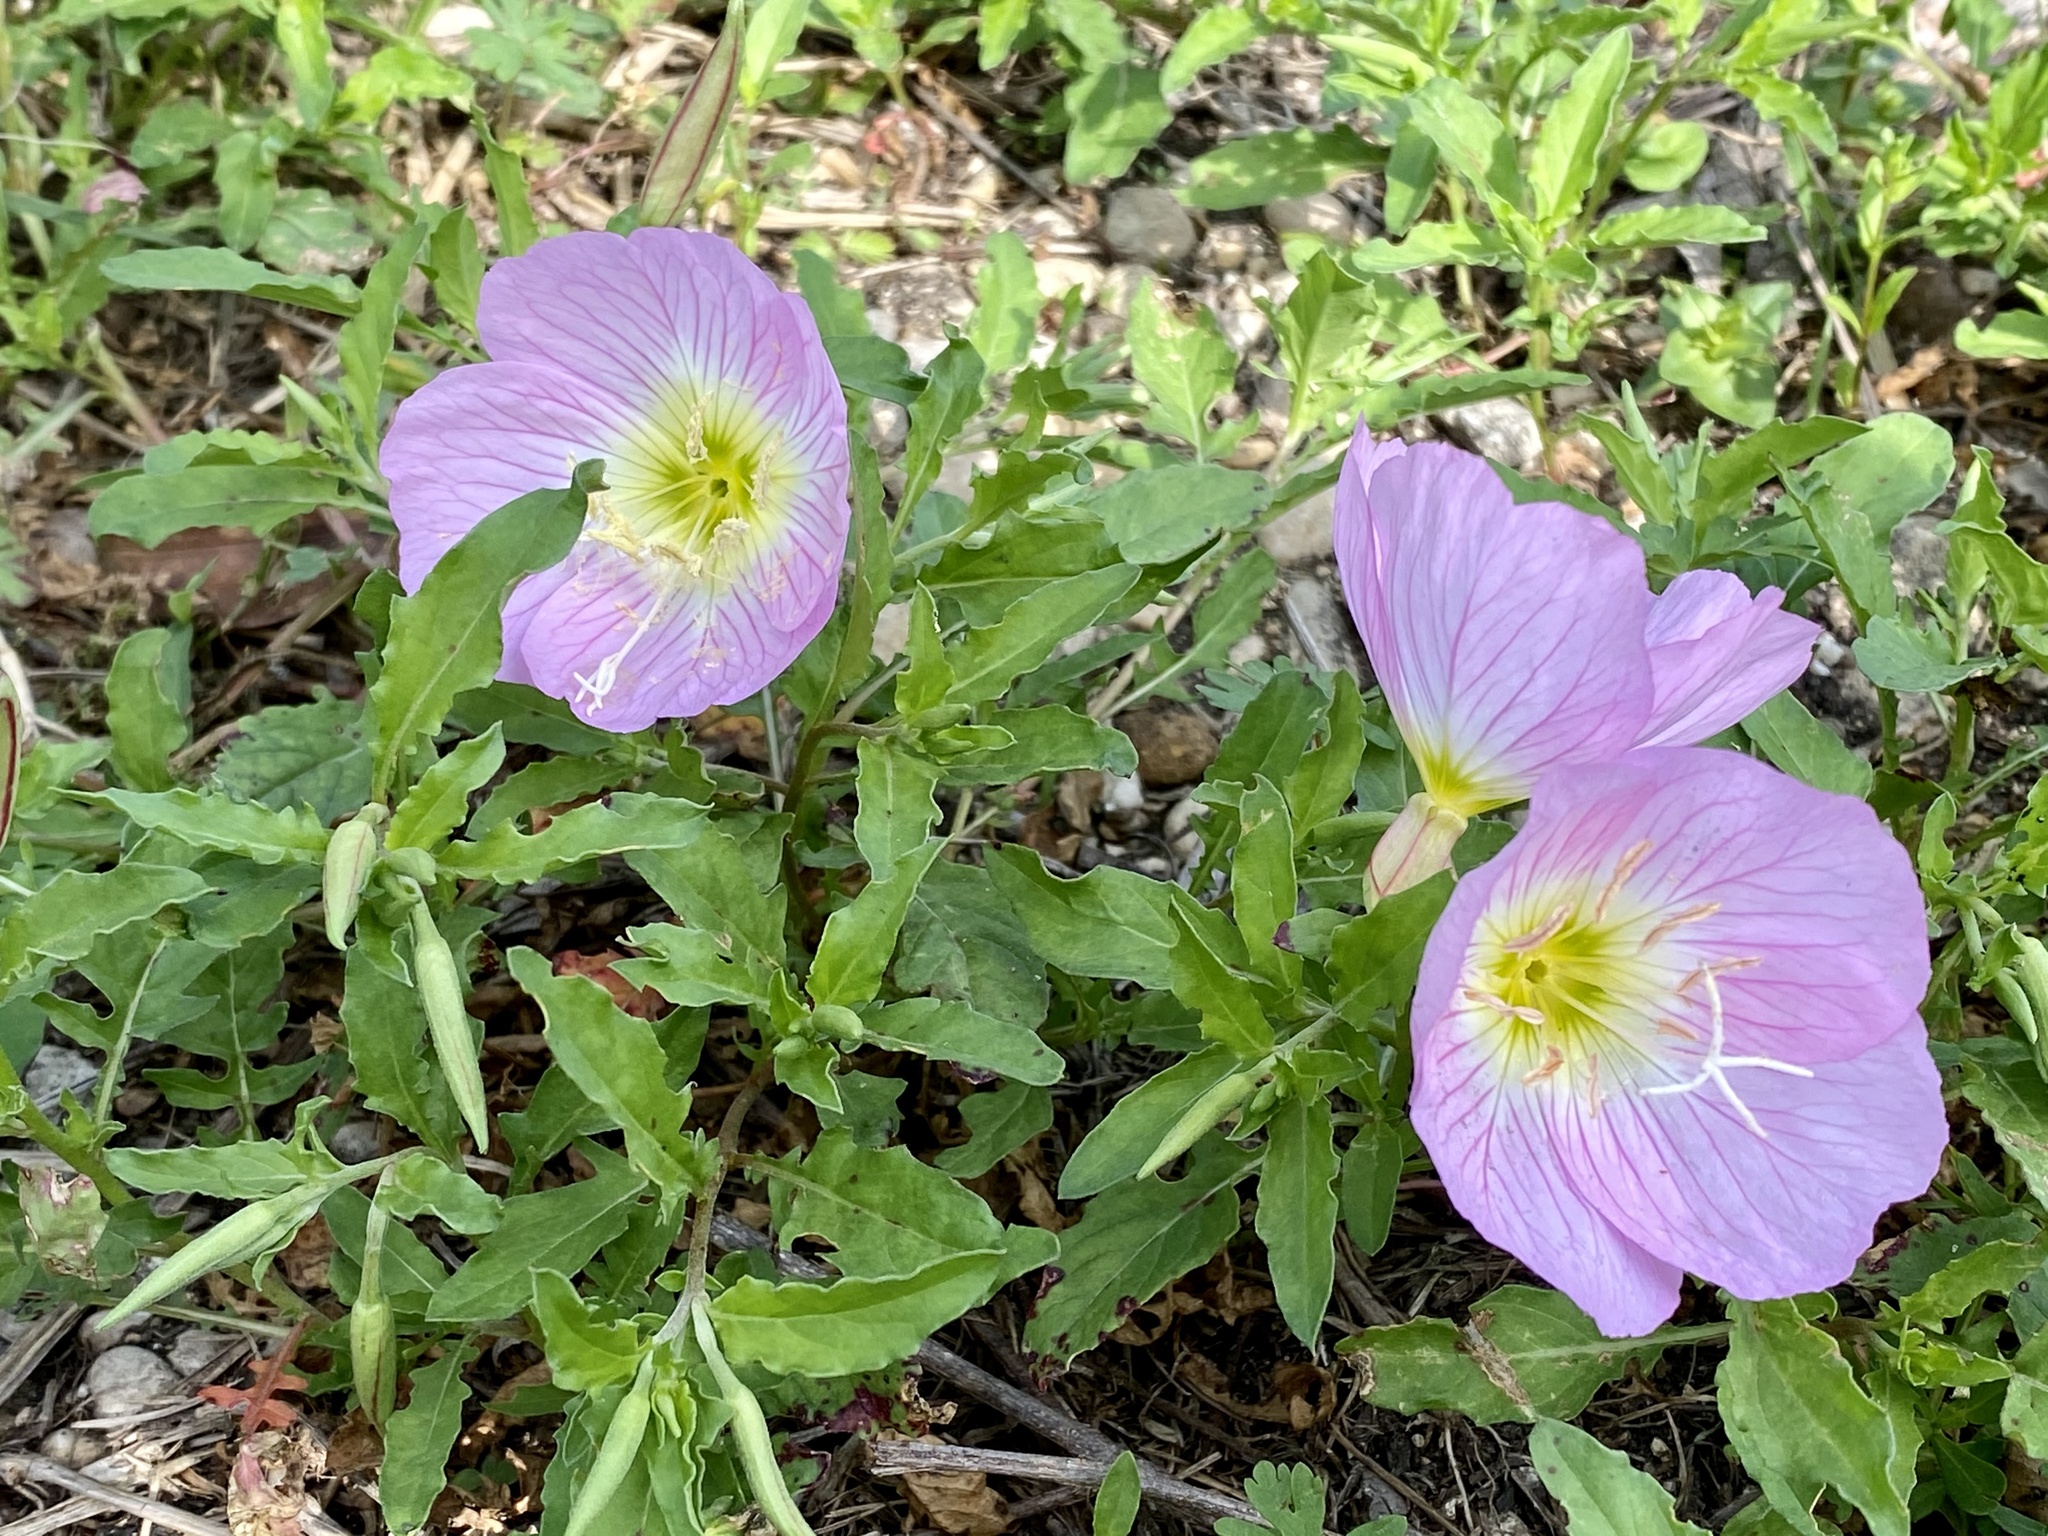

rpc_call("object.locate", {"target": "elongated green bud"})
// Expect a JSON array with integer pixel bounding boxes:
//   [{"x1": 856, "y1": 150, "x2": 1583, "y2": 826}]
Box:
[
  {"x1": 409, "y1": 899, "x2": 490, "y2": 1149},
  {"x1": 323, "y1": 805, "x2": 387, "y2": 949},
  {"x1": 1366, "y1": 792, "x2": 1466, "y2": 908},
  {"x1": 351, "y1": 1182, "x2": 397, "y2": 1427},
  {"x1": 639, "y1": 0, "x2": 745, "y2": 225},
  {"x1": 692, "y1": 1303, "x2": 817, "y2": 1536},
  {"x1": 807, "y1": 1004, "x2": 865, "y2": 1045},
  {"x1": 562, "y1": 1357, "x2": 654, "y2": 1536},
  {"x1": 103, "y1": 1192, "x2": 310, "y2": 1327},
  {"x1": 1137, "y1": 1069, "x2": 1261, "y2": 1181}
]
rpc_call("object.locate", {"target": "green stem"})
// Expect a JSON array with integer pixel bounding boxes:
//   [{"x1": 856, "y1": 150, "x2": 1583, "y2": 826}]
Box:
[
  {"x1": 0, "y1": 1049, "x2": 133, "y2": 1206},
  {"x1": 94, "y1": 934, "x2": 168, "y2": 1126},
  {"x1": 1879, "y1": 690, "x2": 1902, "y2": 775}
]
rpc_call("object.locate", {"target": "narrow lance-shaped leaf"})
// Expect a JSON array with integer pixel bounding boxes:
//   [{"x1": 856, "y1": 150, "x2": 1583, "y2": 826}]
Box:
[{"x1": 640, "y1": 0, "x2": 746, "y2": 225}]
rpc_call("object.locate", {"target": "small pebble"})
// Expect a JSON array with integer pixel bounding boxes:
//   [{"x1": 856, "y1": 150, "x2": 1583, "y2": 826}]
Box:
[
  {"x1": 1257, "y1": 488, "x2": 1337, "y2": 564},
  {"x1": 39, "y1": 1428, "x2": 106, "y2": 1468},
  {"x1": 328, "y1": 1117, "x2": 385, "y2": 1165},
  {"x1": 85, "y1": 1345, "x2": 179, "y2": 1419},
  {"x1": 1264, "y1": 193, "x2": 1355, "y2": 244},
  {"x1": 168, "y1": 1328, "x2": 234, "y2": 1376},
  {"x1": 1201, "y1": 223, "x2": 1259, "y2": 271},
  {"x1": 1102, "y1": 186, "x2": 1197, "y2": 268},
  {"x1": 1440, "y1": 396, "x2": 1543, "y2": 474},
  {"x1": 24, "y1": 1046, "x2": 95, "y2": 1112},
  {"x1": 77, "y1": 1310, "x2": 149, "y2": 1355}
]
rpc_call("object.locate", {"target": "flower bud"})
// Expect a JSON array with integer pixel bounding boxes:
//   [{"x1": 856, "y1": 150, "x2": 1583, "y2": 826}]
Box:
[
  {"x1": 350, "y1": 1293, "x2": 397, "y2": 1428},
  {"x1": 1366, "y1": 792, "x2": 1467, "y2": 907},
  {"x1": 1137, "y1": 1069, "x2": 1261, "y2": 1181},
  {"x1": 323, "y1": 805, "x2": 388, "y2": 950},
  {"x1": 380, "y1": 845, "x2": 436, "y2": 886},
  {"x1": 808, "y1": 1004, "x2": 865, "y2": 1045},
  {"x1": 692, "y1": 1302, "x2": 817, "y2": 1536},
  {"x1": 409, "y1": 901, "x2": 490, "y2": 1149},
  {"x1": 562, "y1": 1359, "x2": 654, "y2": 1536}
]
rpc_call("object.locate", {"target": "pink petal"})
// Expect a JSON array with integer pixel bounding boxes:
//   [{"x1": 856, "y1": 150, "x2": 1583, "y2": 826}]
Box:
[
  {"x1": 513, "y1": 541, "x2": 836, "y2": 732},
  {"x1": 1334, "y1": 429, "x2": 1654, "y2": 812},
  {"x1": 1636, "y1": 571, "x2": 1821, "y2": 747},
  {"x1": 1414, "y1": 864, "x2": 1687, "y2": 1336},
  {"x1": 379, "y1": 360, "x2": 626, "y2": 589},
  {"x1": 1410, "y1": 747, "x2": 1943, "y2": 1335}
]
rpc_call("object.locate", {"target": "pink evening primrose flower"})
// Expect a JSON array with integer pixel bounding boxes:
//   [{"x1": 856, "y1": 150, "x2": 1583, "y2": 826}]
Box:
[
  {"x1": 1409, "y1": 747, "x2": 1945, "y2": 1337},
  {"x1": 82, "y1": 169, "x2": 146, "y2": 213},
  {"x1": 1334, "y1": 427, "x2": 1820, "y2": 901},
  {"x1": 381, "y1": 228, "x2": 850, "y2": 732}
]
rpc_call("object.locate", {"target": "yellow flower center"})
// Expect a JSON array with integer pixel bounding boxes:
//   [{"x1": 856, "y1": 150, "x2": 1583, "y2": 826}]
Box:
[
  {"x1": 1454, "y1": 843, "x2": 1799, "y2": 1134},
  {"x1": 597, "y1": 380, "x2": 790, "y2": 583}
]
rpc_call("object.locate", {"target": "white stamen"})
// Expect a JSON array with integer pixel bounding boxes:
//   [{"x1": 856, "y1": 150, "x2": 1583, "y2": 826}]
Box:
[
  {"x1": 1504, "y1": 903, "x2": 1573, "y2": 953},
  {"x1": 572, "y1": 592, "x2": 671, "y2": 712},
  {"x1": 1643, "y1": 967, "x2": 1811, "y2": 1139},
  {"x1": 1460, "y1": 985, "x2": 1545, "y2": 1025},
  {"x1": 1594, "y1": 840, "x2": 1654, "y2": 922},
  {"x1": 684, "y1": 398, "x2": 705, "y2": 462}
]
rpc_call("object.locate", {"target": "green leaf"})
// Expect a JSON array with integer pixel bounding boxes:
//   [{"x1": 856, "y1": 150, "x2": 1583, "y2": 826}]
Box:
[
  {"x1": 1026, "y1": 1137, "x2": 1255, "y2": 1362},
  {"x1": 509, "y1": 949, "x2": 703, "y2": 1200},
  {"x1": 810, "y1": 753, "x2": 944, "y2": 1010},
  {"x1": 1183, "y1": 126, "x2": 1380, "y2": 211},
  {"x1": 429, "y1": 1145, "x2": 646, "y2": 1321},
  {"x1": 424, "y1": 208, "x2": 485, "y2": 335},
  {"x1": 1961, "y1": 1054, "x2": 2048, "y2": 1200},
  {"x1": 710, "y1": 1250, "x2": 1005, "y2": 1375},
  {"x1": 1217, "y1": 1463, "x2": 1360, "y2": 1536},
  {"x1": 89, "y1": 463, "x2": 356, "y2": 547},
  {"x1": 900, "y1": 338, "x2": 986, "y2": 515},
  {"x1": 99, "y1": 246, "x2": 359, "y2": 315},
  {"x1": 1740, "y1": 694, "x2": 1873, "y2": 798},
  {"x1": 1063, "y1": 66, "x2": 1171, "y2": 186},
  {"x1": 987, "y1": 845, "x2": 1177, "y2": 990},
  {"x1": 338, "y1": 214, "x2": 431, "y2": 452},
  {"x1": 1622, "y1": 119, "x2": 1710, "y2": 192},
  {"x1": 743, "y1": 0, "x2": 808, "y2": 100},
  {"x1": 1257, "y1": 1094, "x2": 1338, "y2": 1345},
  {"x1": 1060, "y1": 1044, "x2": 1244, "y2": 1197},
  {"x1": 773, "y1": 1127, "x2": 1007, "y2": 1278},
  {"x1": 1162, "y1": 7, "x2": 1256, "y2": 92},
  {"x1": 866, "y1": 997, "x2": 1062, "y2": 1085},
  {"x1": 532, "y1": 1270, "x2": 643, "y2": 1392},
  {"x1": 477, "y1": 119, "x2": 538, "y2": 257},
  {"x1": 1785, "y1": 477, "x2": 1896, "y2": 622},
  {"x1": 108, "y1": 1136, "x2": 342, "y2": 1200},
  {"x1": 211, "y1": 694, "x2": 370, "y2": 821},
  {"x1": 1587, "y1": 205, "x2": 1768, "y2": 247},
  {"x1": 100, "y1": 788, "x2": 330, "y2": 864},
  {"x1": 852, "y1": 739, "x2": 942, "y2": 871},
  {"x1": 936, "y1": 1082, "x2": 1054, "y2": 1177},
  {"x1": 380, "y1": 1342, "x2": 478, "y2": 1535},
  {"x1": 1809, "y1": 412, "x2": 1955, "y2": 540},
  {"x1": 104, "y1": 628, "x2": 189, "y2": 791},
  {"x1": 629, "y1": 819, "x2": 787, "y2": 975},
  {"x1": 1530, "y1": 30, "x2": 1633, "y2": 226},
  {"x1": 342, "y1": 940, "x2": 459, "y2": 1156},
  {"x1": 367, "y1": 467, "x2": 598, "y2": 801},
  {"x1": 1329, "y1": 873, "x2": 1454, "y2": 1025},
  {"x1": 898, "y1": 860, "x2": 1049, "y2": 1027},
  {"x1": 213, "y1": 131, "x2": 276, "y2": 253},
  {"x1": 1361, "y1": 368, "x2": 1586, "y2": 431},
  {"x1": 1127, "y1": 280, "x2": 1238, "y2": 457},
  {"x1": 1167, "y1": 895, "x2": 1273, "y2": 1058},
  {"x1": 968, "y1": 232, "x2": 1043, "y2": 376},
  {"x1": 1404, "y1": 75, "x2": 1519, "y2": 220},
  {"x1": 1527, "y1": 1419, "x2": 1707, "y2": 1534},
  {"x1": 1341, "y1": 1285, "x2": 1673, "y2": 1424},
  {"x1": 1232, "y1": 776, "x2": 1297, "y2": 986},
  {"x1": 1717, "y1": 1299, "x2": 1910, "y2": 1536},
  {"x1": 1094, "y1": 1451, "x2": 1143, "y2": 1536},
  {"x1": 0, "y1": 864, "x2": 207, "y2": 983},
  {"x1": 947, "y1": 566, "x2": 1141, "y2": 705},
  {"x1": 1339, "y1": 1120, "x2": 1402, "y2": 1255},
  {"x1": 1956, "y1": 309, "x2": 2048, "y2": 362},
  {"x1": 382, "y1": 1154, "x2": 503, "y2": 1235},
  {"x1": 931, "y1": 706, "x2": 1140, "y2": 785},
  {"x1": 439, "y1": 793, "x2": 707, "y2": 884},
  {"x1": 1852, "y1": 615, "x2": 1998, "y2": 694},
  {"x1": 388, "y1": 728, "x2": 504, "y2": 850}
]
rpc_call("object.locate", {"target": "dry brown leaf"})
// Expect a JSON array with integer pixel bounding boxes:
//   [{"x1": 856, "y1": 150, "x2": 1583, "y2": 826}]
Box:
[
  {"x1": 1012, "y1": 1165, "x2": 1067, "y2": 1234},
  {"x1": 899, "y1": 1452, "x2": 1010, "y2": 1536},
  {"x1": 275, "y1": 1216, "x2": 333, "y2": 1291},
  {"x1": 552, "y1": 949, "x2": 667, "y2": 1020},
  {"x1": 227, "y1": 1426, "x2": 325, "y2": 1536}
]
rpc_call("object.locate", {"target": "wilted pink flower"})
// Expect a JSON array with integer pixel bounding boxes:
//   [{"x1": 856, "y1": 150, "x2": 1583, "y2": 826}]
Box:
[
  {"x1": 382, "y1": 228, "x2": 849, "y2": 731},
  {"x1": 1409, "y1": 747, "x2": 1944, "y2": 1337},
  {"x1": 1334, "y1": 430, "x2": 1817, "y2": 899},
  {"x1": 82, "y1": 169, "x2": 146, "y2": 213}
]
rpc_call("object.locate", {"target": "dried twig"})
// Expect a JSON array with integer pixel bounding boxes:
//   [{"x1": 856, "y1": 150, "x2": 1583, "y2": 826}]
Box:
[
  {"x1": 0, "y1": 1454, "x2": 230, "y2": 1536},
  {"x1": 0, "y1": 1306, "x2": 82, "y2": 1410},
  {"x1": 0, "y1": 1494, "x2": 101, "y2": 1536},
  {"x1": 868, "y1": 1440, "x2": 1263, "y2": 1528}
]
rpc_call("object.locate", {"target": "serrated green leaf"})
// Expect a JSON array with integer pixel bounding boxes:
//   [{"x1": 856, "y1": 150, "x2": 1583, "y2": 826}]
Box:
[
  {"x1": 338, "y1": 214, "x2": 429, "y2": 450},
  {"x1": 1528, "y1": 1418, "x2": 1707, "y2": 1534},
  {"x1": 342, "y1": 938, "x2": 460, "y2": 1157},
  {"x1": 439, "y1": 793, "x2": 708, "y2": 883},
  {"x1": 1852, "y1": 615, "x2": 1998, "y2": 694},
  {"x1": 1166, "y1": 894, "x2": 1273, "y2": 1059},
  {"x1": 1329, "y1": 873, "x2": 1453, "y2": 1025},
  {"x1": 865, "y1": 997, "x2": 1063, "y2": 1085},
  {"x1": 1588, "y1": 204, "x2": 1768, "y2": 247},
  {"x1": 900, "y1": 338, "x2": 986, "y2": 515},
  {"x1": 1089, "y1": 462, "x2": 1268, "y2": 563},
  {"x1": 710, "y1": 1250, "x2": 1004, "y2": 1375},
  {"x1": 1063, "y1": 66, "x2": 1171, "y2": 186},
  {"x1": 1257, "y1": 1094, "x2": 1337, "y2": 1344},
  {"x1": 428, "y1": 1144, "x2": 646, "y2": 1322},
  {"x1": 947, "y1": 565, "x2": 1140, "y2": 705},
  {"x1": 1183, "y1": 126, "x2": 1380, "y2": 211},
  {"x1": 380, "y1": 1342, "x2": 477, "y2": 1534},
  {"x1": 0, "y1": 864, "x2": 207, "y2": 982},
  {"x1": 987, "y1": 845, "x2": 1177, "y2": 989},
  {"x1": 936, "y1": 1082, "x2": 1054, "y2": 1177},
  {"x1": 387, "y1": 727, "x2": 504, "y2": 850},
  {"x1": 99, "y1": 788, "x2": 331, "y2": 864},
  {"x1": 211, "y1": 694, "x2": 369, "y2": 821},
  {"x1": 1027, "y1": 1137, "x2": 1254, "y2": 1362},
  {"x1": 1717, "y1": 1299, "x2": 1910, "y2": 1536},
  {"x1": 1127, "y1": 282, "x2": 1238, "y2": 458},
  {"x1": 773, "y1": 1126, "x2": 1007, "y2": 1278},
  {"x1": 1530, "y1": 30, "x2": 1632, "y2": 226},
  {"x1": 968, "y1": 232, "x2": 1042, "y2": 375},
  {"x1": 532, "y1": 1270, "x2": 644, "y2": 1392}
]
